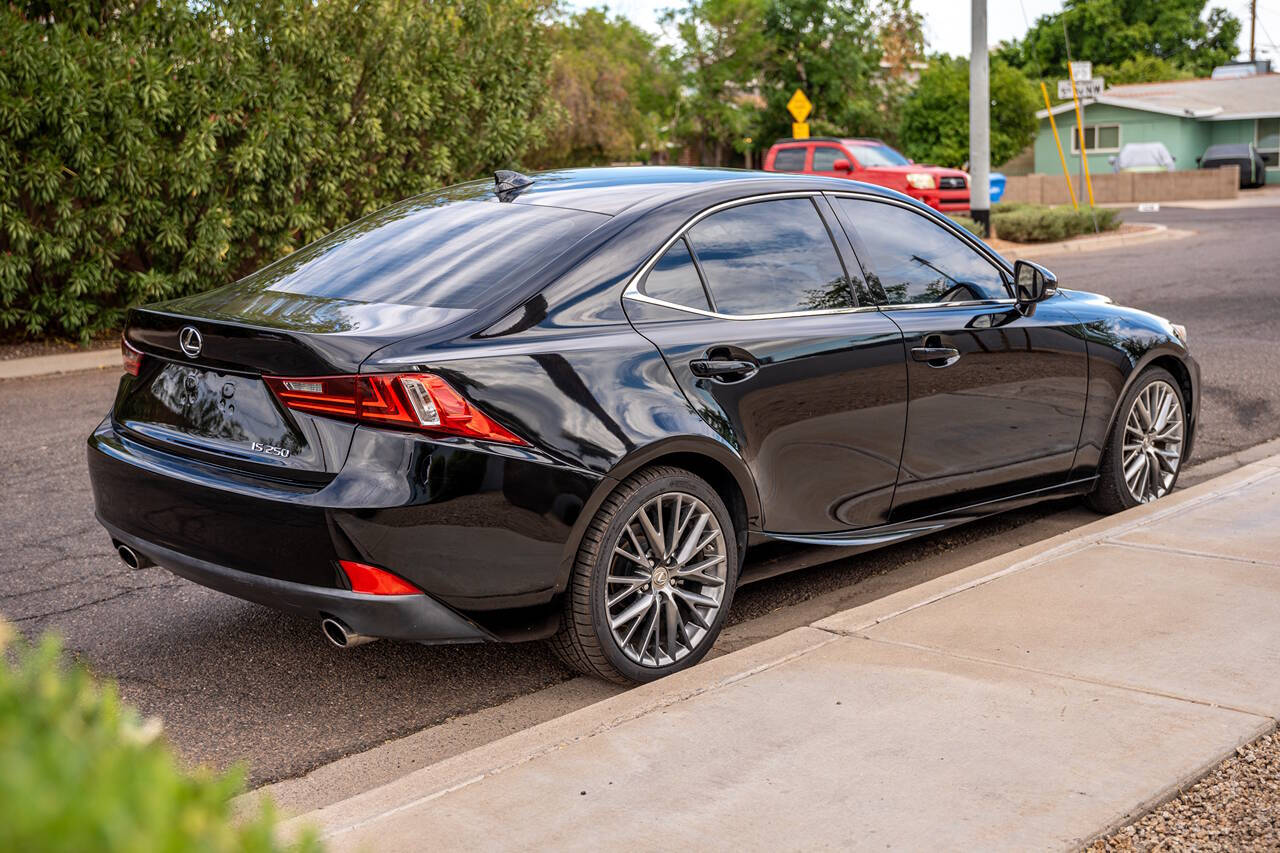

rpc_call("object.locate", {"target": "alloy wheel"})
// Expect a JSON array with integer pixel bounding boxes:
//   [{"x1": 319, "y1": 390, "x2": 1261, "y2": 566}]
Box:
[
  {"x1": 1122, "y1": 379, "x2": 1184, "y2": 503},
  {"x1": 605, "y1": 491, "x2": 728, "y2": 668}
]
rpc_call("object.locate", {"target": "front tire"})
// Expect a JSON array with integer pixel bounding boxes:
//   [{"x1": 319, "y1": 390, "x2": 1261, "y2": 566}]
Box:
[
  {"x1": 550, "y1": 465, "x2": 739, "y2": 684},
  {"x1": 1087, "y1": 366, "x2": 1187, "y2": 514}
]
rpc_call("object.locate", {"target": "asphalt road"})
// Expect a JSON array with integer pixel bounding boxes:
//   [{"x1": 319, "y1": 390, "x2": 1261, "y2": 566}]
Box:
[{"x1": 2, "y1": 203, "x2": 1277, "y2": 787}]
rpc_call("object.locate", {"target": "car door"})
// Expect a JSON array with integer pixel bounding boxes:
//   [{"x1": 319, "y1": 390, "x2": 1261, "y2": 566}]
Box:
[
  {"x1": 623, "y1": 194, "x2": 908, "y2": 533},
  {"x1": 828, "y1": 194, "x2": 1089, "y2": 522}
]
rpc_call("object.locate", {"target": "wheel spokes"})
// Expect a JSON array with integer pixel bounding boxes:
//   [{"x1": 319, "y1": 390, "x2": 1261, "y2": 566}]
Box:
[{"x1": 605, "y1": 491, "x2": 728, "y2": 668}]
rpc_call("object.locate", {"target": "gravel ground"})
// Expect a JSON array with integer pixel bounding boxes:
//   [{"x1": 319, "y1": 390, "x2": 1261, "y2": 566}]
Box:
[{"x1": 1087, "y1": 729, "x2": 1280, "y2": 852}]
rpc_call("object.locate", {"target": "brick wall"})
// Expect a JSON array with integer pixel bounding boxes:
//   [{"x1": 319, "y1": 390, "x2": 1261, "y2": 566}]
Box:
[{"x1": 1002, "y1": 166, "x2": 1239, "y2": 204}]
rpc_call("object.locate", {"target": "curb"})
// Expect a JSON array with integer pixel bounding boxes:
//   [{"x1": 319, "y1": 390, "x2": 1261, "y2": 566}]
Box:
[
  {"x1": 0, "y1": 347, "x2": 117, "y2": 381},
  {"x1": 994, "y1": 223, "x2": 1192, "y2": 260},
  {"x1": 281, "y1": 453, "x2": 1280, "y2": 845}
]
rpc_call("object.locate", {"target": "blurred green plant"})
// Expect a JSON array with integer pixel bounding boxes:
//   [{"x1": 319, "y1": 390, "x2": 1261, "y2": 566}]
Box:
[
  {"x1": 0, "y1": 0, "x2": 557, "y2": 342},
  {"x1": 992, "y1": 205, "x2": 1120, "y2": 243},
  {"x1": 946, "y1": 214, "x2": 984, "y2": 237},
  {"x1": 0, "y1": 624, "x2": 316, "y2": 852},
  {"x1": 898, "y1": 55, "x2": 1039, "y2": 170}
]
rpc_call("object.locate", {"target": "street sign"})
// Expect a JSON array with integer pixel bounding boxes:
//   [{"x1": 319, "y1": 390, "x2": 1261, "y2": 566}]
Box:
[
  {"x1": 1058, "y1": 78, "x2": 1104, "y2": 99},
  {"x1": 1070, "y1": 61, "x2": 1092, "y2": 82},
  {"x1": 791, "y1": 122, "x2": 810, "y2": 139},
  {"x1": 787, "y1": 89, "x2": 812, "y2": 123}
]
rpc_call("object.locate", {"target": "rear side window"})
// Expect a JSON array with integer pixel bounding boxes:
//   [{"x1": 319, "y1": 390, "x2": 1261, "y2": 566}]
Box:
[
  {"x1": 641, "y1": 237, "x2": 711, "y2": 310},
  {"x1": 834, "y1": 198, "x2": 1008, "y2": 304},
  {"x1": 687, "y1": 198, "x2": 853, "y2": 315},
  {"x1": 771, "y1": 147, "x2": 806, "y2": 171},
  {"x1": 812, "y1": 147, "x2": 845, "y2": 170}
]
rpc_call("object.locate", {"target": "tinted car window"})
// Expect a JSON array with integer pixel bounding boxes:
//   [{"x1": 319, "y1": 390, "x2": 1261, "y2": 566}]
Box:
[
  {"x1": 244, "y1": 192, "x2": 607, "y2": 309},
  {"x1": 835, "y1": 198, "x2": 1008, "y2": 304},
  {"x1": 687, "y1": 198, "x2": 853, "y2": 315},
  {"x1": 812, "y1": 147, "x2": 844, "y2": 170},
  {"x1": 642, "y1": 237, "x2": 710, "y2": 309},
  {"x1": 772, "y1": 148, "x2": 806, "y2": 171}
]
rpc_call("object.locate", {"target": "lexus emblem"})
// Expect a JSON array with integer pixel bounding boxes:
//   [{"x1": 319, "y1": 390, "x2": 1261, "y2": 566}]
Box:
[{"x1": 178, "y1": 326, "x2": 203, "y2": 358}]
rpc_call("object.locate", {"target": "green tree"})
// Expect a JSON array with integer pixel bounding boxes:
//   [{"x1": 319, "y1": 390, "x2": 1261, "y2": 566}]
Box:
[
  {"x1": 998, "y1": 0, "x2": 1242, "y2": 79},
  {"x1": 533, "y1": 9, "x2": 679, "y2": 167},
  {"x1": 758, "y1": 0, "x2": 887, "y2": 145},
  {"x1": 665, "y1": 0, "x2": 770, "y2": 166},
  {"x1": 898, "y1": 56, "x2": 1039, "y2": 169},
  {"x1": 1095, "y1": 54, "x2": 1195, "y2": 85}
]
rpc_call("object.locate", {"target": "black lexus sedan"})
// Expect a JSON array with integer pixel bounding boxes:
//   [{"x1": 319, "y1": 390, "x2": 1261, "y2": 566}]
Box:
[{"x1": 89, "y1": 167, "x2": 1199, "y2": 683}]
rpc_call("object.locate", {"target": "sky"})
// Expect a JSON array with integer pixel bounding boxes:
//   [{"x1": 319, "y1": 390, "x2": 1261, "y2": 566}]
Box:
[{"x1": 575, "y1": 0, "x2": 1280, "y2": 65}]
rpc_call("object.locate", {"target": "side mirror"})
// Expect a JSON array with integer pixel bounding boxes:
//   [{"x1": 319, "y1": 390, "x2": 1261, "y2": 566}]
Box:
[
  {"x1": 1014, "y1": 260, "x2": 1058, "y2": 314},
  {"x1": 832, "y1": 158, "x2": 852, "y2": 172}
]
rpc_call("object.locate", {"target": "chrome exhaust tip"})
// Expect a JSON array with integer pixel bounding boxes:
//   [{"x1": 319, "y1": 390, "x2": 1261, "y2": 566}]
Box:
[
  {"x1": 321, "y1": 617, "x2": 376, "y2": 649},
  {"x1": 115, "y1": 542, "x2": 154, "y2": 569}
]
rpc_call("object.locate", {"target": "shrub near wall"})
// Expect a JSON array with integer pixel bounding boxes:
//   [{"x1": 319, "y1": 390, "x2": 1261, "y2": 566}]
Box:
[
  {"x1": 0, "y1": 1, "x2": 557, "y2": 341},
  {"x1": 993, "y1": 204, "x2": 1120, "y2": 243}
]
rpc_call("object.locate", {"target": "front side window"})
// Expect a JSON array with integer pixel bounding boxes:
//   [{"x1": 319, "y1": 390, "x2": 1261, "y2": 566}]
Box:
[
  {"x1": 641, "y1": 237, "x2": 711, "y2": 310},
  {"x1": 835, "y1": 198, "x2": 1009, "y2": 305},
  {"x1": 687, "y1": 198, "x2": 853, "y2": 315},
  {"x1": 772, "y1": 147, "x2": 806, "y2": 171},
  {"x1": 812, "y1": 146, "x2": 846, "y2": 170}
]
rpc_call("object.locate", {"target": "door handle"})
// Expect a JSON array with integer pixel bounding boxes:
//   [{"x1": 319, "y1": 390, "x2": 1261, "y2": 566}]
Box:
[
  {"x1": 689, "y1": 358, "x2": 758, "y2": 381},
  {"x1": 911, "y1": 346, "x2": 961, "y2": 367}
]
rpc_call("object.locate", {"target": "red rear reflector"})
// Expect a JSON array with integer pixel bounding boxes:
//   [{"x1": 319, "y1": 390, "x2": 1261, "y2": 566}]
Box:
[
  {"x1": 122, "y1": 337, "x2": 144, "y2": 376},
  {"x1": 264, "y1": 373, "x2": 525, "y2": 445},
  {"x1": 338, "y1": 561, "x2": 421, "y2": 596}
]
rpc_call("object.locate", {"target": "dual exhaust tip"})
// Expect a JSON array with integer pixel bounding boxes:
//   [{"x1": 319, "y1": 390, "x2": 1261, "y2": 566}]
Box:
[{"x1": 115, "y1": 541, "x2": 374, "y2": 651}]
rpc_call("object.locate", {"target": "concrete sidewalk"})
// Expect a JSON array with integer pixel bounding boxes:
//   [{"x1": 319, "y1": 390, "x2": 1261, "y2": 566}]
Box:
[{"x1": 293, "y1": 457, "x2": 1280, "y2": 850}]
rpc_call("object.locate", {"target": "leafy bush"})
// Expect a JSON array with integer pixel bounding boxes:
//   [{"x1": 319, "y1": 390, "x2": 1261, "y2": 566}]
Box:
[
  {"x1": 0, "y1": 625, "x2": 314, "y2": 851},
  {"x1": 947, "y1": 214, "x2": 985, "y2": 237},
  {"x1": 992, "y1": 205, "x2": 1120, "y2": 243},
  {"x1": 0, "y1": 0, "x2": 557, "y2": 341}
]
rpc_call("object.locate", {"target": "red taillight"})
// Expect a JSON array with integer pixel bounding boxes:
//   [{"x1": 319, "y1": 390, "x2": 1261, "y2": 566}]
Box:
[
  {"x1": 263, "y1": 373, "x2": 525, "y2": 445},
  {"x1": 338, "y1": 560, "x2": 421, "y2": 596},
  {"x1": 122, "y1": 337, "x2": 144, "y2": 376}
]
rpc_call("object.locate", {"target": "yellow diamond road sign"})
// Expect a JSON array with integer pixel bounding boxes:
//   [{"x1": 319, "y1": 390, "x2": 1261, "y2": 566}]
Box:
[{"x1": 787, "y1": 89, "x2": 812, "y2": 123}]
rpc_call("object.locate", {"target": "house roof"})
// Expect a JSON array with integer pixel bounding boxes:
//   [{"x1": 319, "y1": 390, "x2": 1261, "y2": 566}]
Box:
[{"x1": 1036, "y1": 73, "x2": 1280, "y2": 122}]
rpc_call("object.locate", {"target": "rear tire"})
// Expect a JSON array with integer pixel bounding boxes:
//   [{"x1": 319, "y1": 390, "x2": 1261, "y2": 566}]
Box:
[
  {"x1": 1087, "y1": 366, "x2": 1187, "y2": 514},
  {"x1": 549, "y1": 465, "x2": 739, "y2": 684}
]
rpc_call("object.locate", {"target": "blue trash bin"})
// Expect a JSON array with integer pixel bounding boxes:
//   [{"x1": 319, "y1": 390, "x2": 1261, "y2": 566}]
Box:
[{"x1": 989, "y1": 172, "x2": 1007, "y2": 203}]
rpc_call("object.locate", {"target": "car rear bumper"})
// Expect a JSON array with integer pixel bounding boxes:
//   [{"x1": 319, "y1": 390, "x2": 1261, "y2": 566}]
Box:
[
  {"x1": 88, "y1": 418, "x2": 604, "y2": 641},
  {"x1": 101, "y1": 519, "x2": 494, "y2": 643}
]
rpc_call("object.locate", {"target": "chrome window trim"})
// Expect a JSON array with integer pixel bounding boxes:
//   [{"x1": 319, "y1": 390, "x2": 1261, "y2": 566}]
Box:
[
  {"x1": 825, "y1": 191, "x2": 1018, "y2": 309},
  {"x1": 622, "y1": 191, "x2": 880, "y2": 321}
]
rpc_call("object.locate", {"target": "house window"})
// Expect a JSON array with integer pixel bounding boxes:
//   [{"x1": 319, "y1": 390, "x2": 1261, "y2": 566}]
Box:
[
  {"x1": 1258, "y1": 118, "x2": 1280, "y2": 167},
  {"x1": 1070, "y1": 123, "x2": 1121, "y2": 153}
]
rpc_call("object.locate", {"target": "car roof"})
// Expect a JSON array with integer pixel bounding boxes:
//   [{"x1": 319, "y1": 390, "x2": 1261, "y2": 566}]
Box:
[{"x1": 506, "y1": 166, "x2": 899, "y2": 215}]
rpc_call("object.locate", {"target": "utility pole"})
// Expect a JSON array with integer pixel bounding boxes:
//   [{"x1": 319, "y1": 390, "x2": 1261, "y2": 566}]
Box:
[
  {"x1": 970, "y1": 0, "x2": 990, "y2": 238},
  {"x1": 1250, "y1": 0, "x2": 1257, "y2": 62}
]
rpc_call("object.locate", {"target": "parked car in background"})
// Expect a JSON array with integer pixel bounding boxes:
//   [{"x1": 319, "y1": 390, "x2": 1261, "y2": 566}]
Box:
[
  {"x1": 1198, "y1": 143, "x2": 1267, "y2": 188},
  {"x1": 1109, "y1": 142, "x2": 1176, "y2": 173},
  {"x1": 89, "y1": 167, "x2": 1199, "y2": 684},
  {"x1": 764, "y1": 137, "x2": 971, "y2": 212}
]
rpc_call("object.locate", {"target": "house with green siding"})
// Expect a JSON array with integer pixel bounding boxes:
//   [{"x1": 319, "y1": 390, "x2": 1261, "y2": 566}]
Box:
[{"x1": 1034, "y1": 74, "x2": 1280, "y2": 185}]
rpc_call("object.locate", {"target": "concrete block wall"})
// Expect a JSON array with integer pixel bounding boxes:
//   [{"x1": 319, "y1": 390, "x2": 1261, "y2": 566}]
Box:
[{"x1": 1002, "y1": 166, "x2": 1239, "y2": 205}]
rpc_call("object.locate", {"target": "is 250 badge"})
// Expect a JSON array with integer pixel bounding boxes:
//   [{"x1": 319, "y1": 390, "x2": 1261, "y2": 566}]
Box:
[{"x1": 250, "y1": 441, "x2": 291, "y2": 458}]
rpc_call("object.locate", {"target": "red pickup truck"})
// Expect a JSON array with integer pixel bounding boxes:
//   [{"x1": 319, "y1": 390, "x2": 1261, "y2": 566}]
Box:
[{"x1": 763, "y1": 137, "x2": 971, "y2": 212}]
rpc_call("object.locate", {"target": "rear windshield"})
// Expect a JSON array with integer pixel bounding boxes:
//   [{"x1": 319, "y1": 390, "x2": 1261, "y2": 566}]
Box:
[{"x1": 244, "y1": 190, "x2": 608, "y2": 309}]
